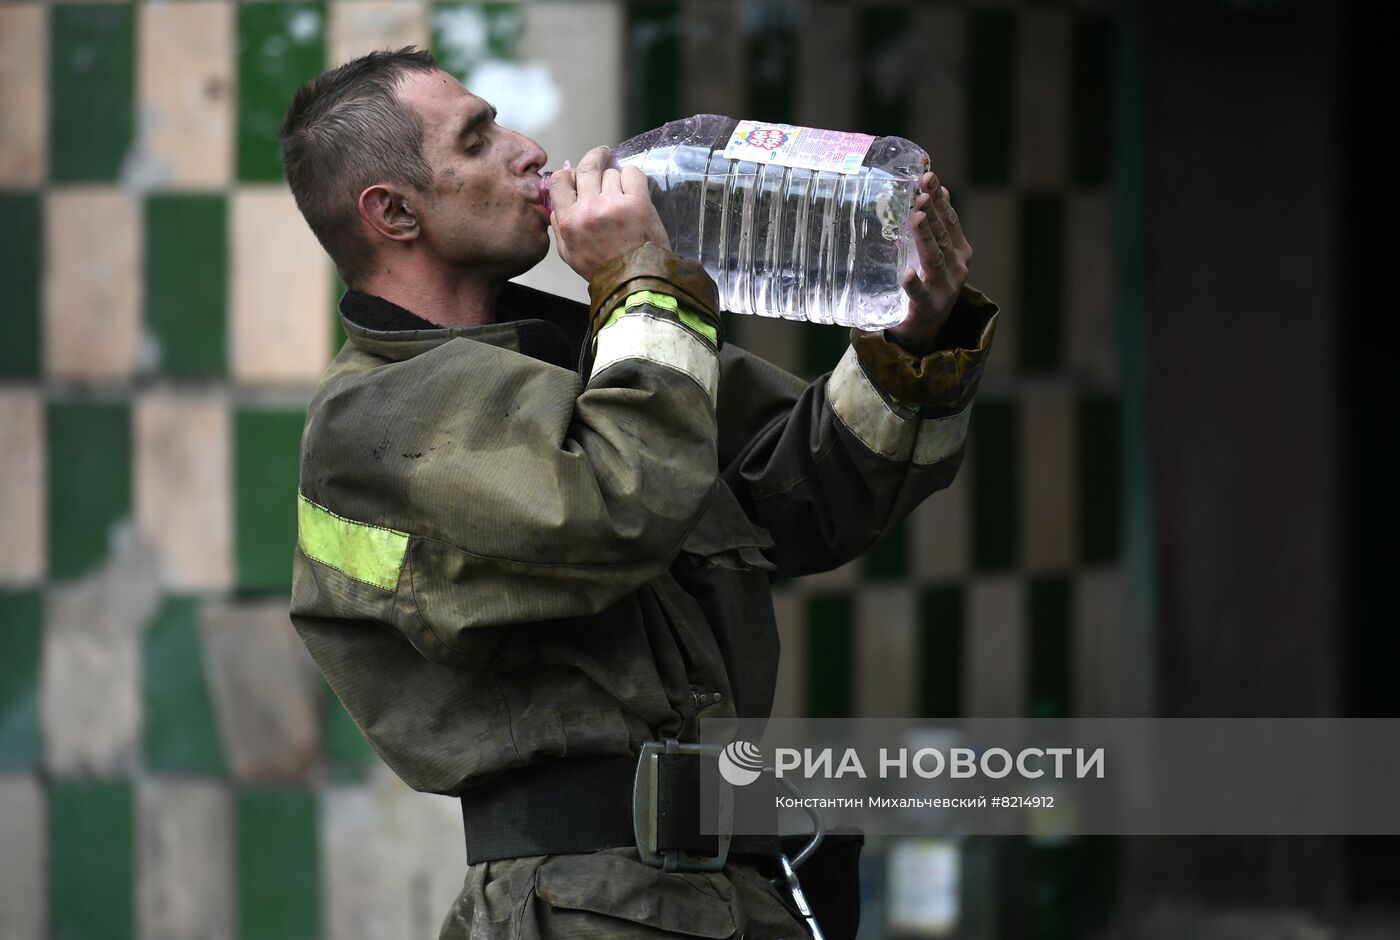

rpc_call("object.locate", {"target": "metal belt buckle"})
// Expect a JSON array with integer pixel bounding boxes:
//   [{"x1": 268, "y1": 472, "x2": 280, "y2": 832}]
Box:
[{"x1": 633, "y1": 738, "x2": 733, "y2": 872}]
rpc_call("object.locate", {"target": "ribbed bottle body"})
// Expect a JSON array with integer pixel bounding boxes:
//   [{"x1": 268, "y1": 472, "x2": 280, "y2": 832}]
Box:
[{"x1": 612, "y1": 114, "x2": 929, "y2": 329}]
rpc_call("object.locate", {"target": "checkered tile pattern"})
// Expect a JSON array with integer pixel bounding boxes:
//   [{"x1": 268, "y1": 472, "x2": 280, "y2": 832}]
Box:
[{"x1": 0, "y1": 2, "x2": 1127, "y2": 937}]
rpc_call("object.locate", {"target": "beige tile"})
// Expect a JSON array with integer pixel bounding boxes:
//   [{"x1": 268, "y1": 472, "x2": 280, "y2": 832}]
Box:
[
  {"x1": 137, "y1": 2, "x2": 234, "y2": 190},
  {"x1": 0, "y1": 5, "x2": 47, "y2": 186},
  {"x1": 45, "y1": 189, "x2": 142, "y2": 381},
  {"x1": 910, "y1": 438, "x2": 971, "y2": 581},
  {"x1": 231, "y1": 187, "x2": 332, "y2": 385},
  {"x1": 680, "y1": 0, "x2": 742, "y2": 119},
  {"x1": 0, "y1": 774, "x2": 45, "y2": 940},
  {"x1": 802, "y1": 556, "x2": 860, "y2": 593},
  {"x1": 200, "y1": 599, "x2": 322, "y2": 782},
  {"x1": 330, "y1": 1, "x2": 429, "y2": 67},
  {"x1": 135, "y1": 394, "x2": 232, "y2": 591},
  {"x1": 961, "y1": 190, "x2": 1016, "y2": 379},
  {"x1": 734, "y1": 314, "x2": 802, "y2": 377},
  {"x1": 138, "y1": 778, "x2": 234, "y2": 940},
  {"x1": 1022, "y1": 382, "x2": 1075, "y2": 571},
  {"x1": 909, "y1": 6, "x2": 966, "y2": 187},
  {"x1": 1074, "y1": 568, "x2": 1134, "y2": 717},
  {"x1": 322, "y1": 770, "x2": 466, "y2": 940},
  {"x1": 0, "y1": 391, "x2": 45, "y2": 585},
  {"x1": 42, "y1": 534, "x2": 162, "y2": 775},
  {"x1": 796, "y1": 1, "x2": 858, "y2": 129},
  {"x1": 966, "y1": 576, "x2": 1024, "y2": 718},
  {"x1": 771, "y1": 588, "x2": 805, "y2": 719},
  {"x1": 1013, "y1": 10, "x2": 1070, "y2": 189},
  {"x1": 1066, "y1": 191, "x2": 1118, "y2": 385},
  {"x1": 856, "y1": 585, "x2": 915, "y2": 718},
  {"x1": 511, "y1": 1, "x2": 622, "y2": 305}
]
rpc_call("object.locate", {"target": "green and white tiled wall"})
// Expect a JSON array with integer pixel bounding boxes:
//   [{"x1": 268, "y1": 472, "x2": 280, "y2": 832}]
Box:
[{"x1": 0, "y1": 1, "x2": 1131, "y2": 937}]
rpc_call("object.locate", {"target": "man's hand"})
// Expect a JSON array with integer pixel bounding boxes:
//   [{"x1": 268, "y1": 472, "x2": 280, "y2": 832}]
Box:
[
  {"x1": 548, "y1": 146, "x2": 671, "y2": 281},
  {"x1": 886, "y1": 172, "x2": 973, "y2": 355}
]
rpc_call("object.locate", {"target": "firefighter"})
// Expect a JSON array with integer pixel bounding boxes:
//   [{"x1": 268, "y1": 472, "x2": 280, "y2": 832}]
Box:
[{"x1": 282, "y1": 47, "x2": 996, "y2": 939}]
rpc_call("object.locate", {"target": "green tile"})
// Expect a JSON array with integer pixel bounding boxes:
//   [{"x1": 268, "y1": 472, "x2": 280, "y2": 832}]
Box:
[
  {"x1": 144, "y1": 598, "x2": 225, "y2": 775},
  {"x1": 235, "y1": 408, "x2": 305, "y2": 592},
  {"x1": 0, "y1": 591, "x2": 43, "y2": 768},
  {"x1": 50, "y1": 5, "x2": 135, "y2": 182},
  {"x1": 1025, "y1": 835, "x2": 1120, "y2": 940},
  {"x1": 1078, "y1": 395, "x2": 1122, "y2": 563},
  {"x1": 857, "y1": 4, "x2": 910, "y2": 138},
  {"x1": 238, "y1": 788, "x2": 318, "y2": 940},
  {"x1": 1028, "y1": 841, "x2": 1074, "y2": 940},
  {"x1": 917, "y1": 586, "x2": 964, "y2": 722},
  {"x1": 800, "y1": 325, "x2": 850, "y2": 381},
  {"x1": 1071, "y1": 13, "x2": 1116, "y2": 187},
  {"x1": 624, "y1": 1, "x2": 681, "y2": 137},
  {"x1": 862, "y1": 519, "x2": 909, "y2": 581},
  {"x1": 0, "y1": 194, "x2": 41, "y2": 376},
  {"x1": 431, "y1": 2, "x2": 523, "y2": 82},
  {"x1": 1018, "y1": 193, "x2": 1065, "y2": 373},
  {"x1": 51, "y1": 779, "x2": 134, "y2": 940},
  {"x1": 805, "y1": 593, "x2": 853, "y2": 720},
  {"x1": 971, "y1": 399, "x2": 1018, "y2": 570},
  {"x1": 146, "y1": 195, "x2": 228, "y2": 377},
  {"x1": 1028, "y1": 577, "x2": 1071, "y2": 719},
  {"x1": 48, "y1": 402, "x2": 131, "y2": 582},
  {"x1": 745, "y1": 1, "x2": 799, "y2": 125},
  {"x1": 238, "y1": 3, "x2": 326, "y2": 183},
  {"x1": 1072, "y1": 835, "x2": 1123, "y2": 933},
  {"x1": 325, "y1": 684, "x2": 376, "y2": 781},
  {"x1": 967, "y1": 9, "x2": 1015, "y2": 186}
]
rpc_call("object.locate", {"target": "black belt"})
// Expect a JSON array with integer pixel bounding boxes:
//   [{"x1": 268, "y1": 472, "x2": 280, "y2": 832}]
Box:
[{"x1": 460, "y1": 740, "x2": 781, "y2": 871}]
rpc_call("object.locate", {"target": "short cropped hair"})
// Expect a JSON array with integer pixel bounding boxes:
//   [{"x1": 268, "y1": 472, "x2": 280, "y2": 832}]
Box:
[{"x1": 279, "y1": 47, "x2": 440, "y2": 285}]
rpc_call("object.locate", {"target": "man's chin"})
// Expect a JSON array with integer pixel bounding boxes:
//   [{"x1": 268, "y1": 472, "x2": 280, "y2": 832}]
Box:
[{"x1": 506, "y1": 237, "x2": 551, "y2": 278}]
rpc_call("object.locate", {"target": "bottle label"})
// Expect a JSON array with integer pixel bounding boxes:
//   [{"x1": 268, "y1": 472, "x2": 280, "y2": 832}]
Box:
[{"x1": 722, "y1": 120, "x2": 875, "y2": 175}]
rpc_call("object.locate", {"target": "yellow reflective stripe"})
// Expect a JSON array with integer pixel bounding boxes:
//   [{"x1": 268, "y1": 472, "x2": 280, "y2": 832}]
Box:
[
  {"x1": 297, "y1": 494, "x2": 409, "y2": 591},
  {"x1": 624, "y1": 289, "x2": 679, "y2": 313},
  {"x1": 601, "y1": 290, "x2": 718, "y2": 347},
  {"x1": 888, "y1": 393, "x2": 921, "y2": 414},
  {"x1": 677, "y1": 309, "x2": 718, "y2": 347}
]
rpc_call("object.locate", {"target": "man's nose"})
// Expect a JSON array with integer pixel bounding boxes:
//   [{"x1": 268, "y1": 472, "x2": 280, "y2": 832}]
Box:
[{"x1": 513, "y1": 132, "x2": 547, "y2": 175}]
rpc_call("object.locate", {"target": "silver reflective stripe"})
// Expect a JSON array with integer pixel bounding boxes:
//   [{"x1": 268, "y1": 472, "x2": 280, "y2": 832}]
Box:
[
  {"x1": 914, "y1": 404, "x2": 972, "y2": 465},
  {"x1": 592, "y1": 311, "x2": 719, "y2": 405},
  {"x1": 827, "y1": 346, "x2": 915, "y2": 461}
]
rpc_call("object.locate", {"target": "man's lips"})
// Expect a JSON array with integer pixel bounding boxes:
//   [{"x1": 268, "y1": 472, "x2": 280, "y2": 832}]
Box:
[{"x1": 538, "y1": 173, "x2": 552, "y2": 213}]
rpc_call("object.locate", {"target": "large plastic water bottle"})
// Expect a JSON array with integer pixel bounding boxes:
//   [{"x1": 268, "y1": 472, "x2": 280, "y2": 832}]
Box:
[{"x1": 611, "y1": 114, "x2": 930, "y2": 329}]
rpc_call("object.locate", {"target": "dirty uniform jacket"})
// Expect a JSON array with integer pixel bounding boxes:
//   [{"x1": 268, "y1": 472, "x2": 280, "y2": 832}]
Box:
[{"x1": 289, "y1": 275, "x2": 998, "y2": 938}]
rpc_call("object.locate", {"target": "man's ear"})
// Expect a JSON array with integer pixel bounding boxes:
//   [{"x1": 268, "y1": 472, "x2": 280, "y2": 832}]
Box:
[{"x1": 358, "y1": 184, "x2": 420, "y2": 242}]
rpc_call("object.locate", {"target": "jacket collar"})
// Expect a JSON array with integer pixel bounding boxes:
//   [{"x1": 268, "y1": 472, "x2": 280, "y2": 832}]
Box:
[{"x1": 338, "y1": 282, "x2": 588, "y2": 369}]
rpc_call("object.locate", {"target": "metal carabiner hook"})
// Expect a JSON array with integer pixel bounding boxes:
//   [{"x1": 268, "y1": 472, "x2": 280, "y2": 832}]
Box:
[{"x1": 778, "y1": 852, "x2": 826, "y2": 940}]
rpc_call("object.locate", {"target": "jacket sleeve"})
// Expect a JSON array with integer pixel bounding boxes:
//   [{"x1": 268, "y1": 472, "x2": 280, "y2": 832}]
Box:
[
  {"x1": 717, "y1": 285, "x2": 999, "y2": 578},
  {"x1": 292, "y1": 245, "x2": 726, "y2": 664}
]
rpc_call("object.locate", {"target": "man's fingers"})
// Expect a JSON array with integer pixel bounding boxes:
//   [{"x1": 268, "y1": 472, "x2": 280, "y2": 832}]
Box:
[
  {"x1": 574, "y1": 146, "x2": 610, "y2": 196},
  {"x1": 548, "y1": 165, "x2": 577, "y2": 215},
  {"x1": 902, "y1": 266, "x2": 937, "y2": 313},
  {"x1": 931, "y1": 185, "x2": 971, "y2": 255},
  {"x1": 619, "y1": 165, "x2": 649, "y2": 197},
  {"x1": 915, "y1": 192, "x2": 952, "y2": 247},
  {"x1": 912, "y1": 210, "x2": 948, "y2": 274},
  {"x1": 602, "y1": 167, "x2": 624, "y2": 195}
]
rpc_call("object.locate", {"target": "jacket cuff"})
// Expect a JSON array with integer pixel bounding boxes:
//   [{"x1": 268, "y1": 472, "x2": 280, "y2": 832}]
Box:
[
  {"x1": 587, "y1": 242, "x2": 722, "y2": 346},
  {"x1": 849, "y1": 285, "x2": 999, "y2": 415}
]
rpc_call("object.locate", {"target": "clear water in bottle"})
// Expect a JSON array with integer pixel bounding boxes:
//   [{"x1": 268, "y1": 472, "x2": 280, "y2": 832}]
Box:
[{"x1": 610, "y1": 114, "x2": 930, "y2": 330}]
